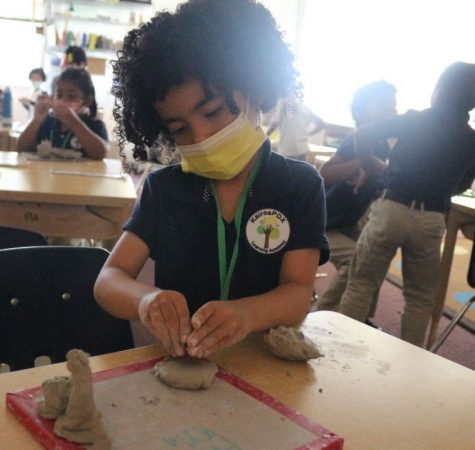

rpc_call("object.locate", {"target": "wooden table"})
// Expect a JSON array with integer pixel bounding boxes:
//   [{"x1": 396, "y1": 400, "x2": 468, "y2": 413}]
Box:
[
  {"x1": 427, "y1": 194, "x2": 475, "y2": 348},
  {"x1": 0, "y1": 151, "x2": 136, "y2": 244},
  {"x1": 307, "y1": 143, "x2": 336, "y2": 167},
  {"x1": 2, "y1": 311, "x2": 474, "y2": 450}
]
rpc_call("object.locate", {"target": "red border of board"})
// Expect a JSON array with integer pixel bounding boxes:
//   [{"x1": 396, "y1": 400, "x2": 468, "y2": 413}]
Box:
[{"x1": 6, "y1": 358, "x2": 344, "y2": 450}]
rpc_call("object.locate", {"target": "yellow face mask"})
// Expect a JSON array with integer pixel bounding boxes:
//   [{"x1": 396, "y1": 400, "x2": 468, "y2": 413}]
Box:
[{"x1": 177, "y1": 113, "x2": 266, "y2": 180}]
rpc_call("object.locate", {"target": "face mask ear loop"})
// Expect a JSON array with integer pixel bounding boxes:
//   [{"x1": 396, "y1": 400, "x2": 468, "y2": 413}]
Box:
[{"x1": 245, "y1": 96, "x2": 261, "y2": 128}]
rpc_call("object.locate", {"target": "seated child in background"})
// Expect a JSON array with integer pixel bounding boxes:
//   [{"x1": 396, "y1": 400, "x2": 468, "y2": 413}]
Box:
[
  {"x1": 17, "y1": 67, "x2": 108, "y2": 160},
  {"x1": 63, "y1": 46, "x2": 88, "y2": 69},
  {"x1": 19, "y1": 68, "x2": 48, "y2": 115},
  {"x1": 316, "y1": 80, "x2": 397, "y2": 316}
]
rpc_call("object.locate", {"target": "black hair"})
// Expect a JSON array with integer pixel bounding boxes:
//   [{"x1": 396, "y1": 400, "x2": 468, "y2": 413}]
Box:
[
  {"x1": 431, "y1": 61, "x2": 475, "y2": 113},
  {"x1": 351, "y1": 80, "x2": 397, "y2": 127},
  {"x1": 64, "y1": 46, "x2": 87, "y2": 66},
  {"x1": 112, "y1": 0, "x2": 298, "y2": 161},
  {"x1": 57, "y1": 68, "x2": 98, "y2": 117},
  {"x1": 29, "y1": 68, "x2": 46, "y2": 81}
]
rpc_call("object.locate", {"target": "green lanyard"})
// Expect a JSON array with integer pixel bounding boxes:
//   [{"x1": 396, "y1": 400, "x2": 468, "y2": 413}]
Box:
[
  {"x1": 50, "y1": 129, "x2": 73, "y2": 149},
  {"x1": 210, "y1": 155, "x2": 262, "y2": 300}
]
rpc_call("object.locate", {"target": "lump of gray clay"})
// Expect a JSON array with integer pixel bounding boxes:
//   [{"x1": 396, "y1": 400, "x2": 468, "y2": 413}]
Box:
[
  {"x1": 263, "y1": 325, "x2": 322, "y2": 361},
  {"x1": 152, "y1": 356, "x2": 218, "y2": 390}
]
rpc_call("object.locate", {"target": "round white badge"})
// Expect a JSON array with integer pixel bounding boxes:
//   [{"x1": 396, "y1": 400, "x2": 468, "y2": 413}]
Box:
[{"x1": 246, "y1": 209, "x2": 290, "y2": 254}]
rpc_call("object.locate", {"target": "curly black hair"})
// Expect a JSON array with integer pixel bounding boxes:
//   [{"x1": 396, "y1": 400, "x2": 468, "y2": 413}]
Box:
[{"x1": 112, "y1": 0, "x2": 298, "y2": 161}]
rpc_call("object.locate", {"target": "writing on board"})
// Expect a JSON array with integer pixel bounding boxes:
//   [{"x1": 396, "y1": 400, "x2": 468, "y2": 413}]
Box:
[{"x1": 161, "y1": 426, "x2": 241, "y2": 449}]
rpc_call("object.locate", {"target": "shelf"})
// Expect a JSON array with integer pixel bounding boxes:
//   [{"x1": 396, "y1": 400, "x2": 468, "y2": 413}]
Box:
[
  {"x1": 50, "y1": 13, "x2": 136, "y2": 27},
  {"x1": 48, "y1": 46, "x2": 118, "y2": 58},
  {"x1": 50, "y1": 0, "x2": 152, "y2": 7}
]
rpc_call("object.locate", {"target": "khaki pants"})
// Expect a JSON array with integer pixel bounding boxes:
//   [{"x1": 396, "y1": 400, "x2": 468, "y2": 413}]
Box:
[
  {"x1": 317, "y1": 210, "x2": 379, "y2": 316},
  {"x1": 339, "y1": 199, "x2": 445, "y2": 346}
]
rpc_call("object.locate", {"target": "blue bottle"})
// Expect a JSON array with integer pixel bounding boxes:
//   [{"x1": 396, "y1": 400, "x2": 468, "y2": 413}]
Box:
[{"x1": 2, "y1": 87, "x2": 12, "y2": 128}]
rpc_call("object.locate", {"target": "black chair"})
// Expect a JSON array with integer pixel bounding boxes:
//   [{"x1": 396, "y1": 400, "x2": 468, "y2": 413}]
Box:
[
  {"x1": 430, "y1": 230, "x2": 475, "y2": 352},
  {"x1": 0, "y1": 246, "x2": 134, "y2": 371},
  {"x1": 0, "y1": 226, "x2": 48, "y2": 249}
]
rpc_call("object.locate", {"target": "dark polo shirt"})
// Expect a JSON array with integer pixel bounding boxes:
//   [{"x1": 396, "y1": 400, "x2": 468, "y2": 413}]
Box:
[
  {"x1": 325, "y1": 134, "x2": 391, "y2": 231},
  {"x1": 372, "y1": 107, "x2": 475, "y2": 212},
  {"x1": 124, "y1": 142, "x2": 329, "y2": 314},
  {"x1": 37, "y1": 114, "x2": 108, "y2": 155}
]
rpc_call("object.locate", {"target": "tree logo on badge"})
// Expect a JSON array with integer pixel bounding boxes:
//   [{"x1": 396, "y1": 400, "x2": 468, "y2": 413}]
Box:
[{"x1": 246, "y1": 209, "x2": 290, "y2": 254}]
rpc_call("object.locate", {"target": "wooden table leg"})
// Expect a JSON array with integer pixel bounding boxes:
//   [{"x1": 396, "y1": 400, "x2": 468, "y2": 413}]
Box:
[{"x1": 426, "y1": 207, "x2": 475, "y2": 349}]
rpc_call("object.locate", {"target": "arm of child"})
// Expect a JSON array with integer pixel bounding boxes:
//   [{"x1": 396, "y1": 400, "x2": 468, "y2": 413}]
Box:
[
  {"x1": 52, "y1": 102, "x2": 108, "y2": 160},
  {"x1": 320, "y1": 153, "x2": 362, "y2": 186},
  {"x1": 186, "y1": 247, "x2": 320, "y2": 358},
  {"x1": 308, "y1": 113, "x2": 326, "y2": 136},
  {"x1": 94, "y1": 231, "x2": 191, "y2": 357},
  {"x1": 17, "y1": 95, "x2": 51, "y2": 152}
]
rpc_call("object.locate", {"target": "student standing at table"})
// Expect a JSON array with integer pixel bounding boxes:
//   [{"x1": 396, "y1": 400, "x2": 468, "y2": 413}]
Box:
[
  {"x1": 94, "y1": 0, "x2": 329, "y2": 358},
  {"x1": 338, "y1": 62, "x2": 475, "y2": 346},
  {"x1": 266, "y1": 97, "x2": 326, "y2": 161},
  {"x1": 17, "y1": 67, "x2": 108, "y2": 160},
  {"x1": 317, "y1": 81, "x2": 397, "y2": 316}
]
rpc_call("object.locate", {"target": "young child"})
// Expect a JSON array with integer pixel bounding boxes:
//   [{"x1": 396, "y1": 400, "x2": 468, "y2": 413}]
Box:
[
  {"x1": 266, "y1": 97, "x2": 326, "y2": 161},
  {"x1": 338, "y1": 62, "x2": 475, "y2": 346},
  {"x1": 94, "y1": 0, "x2": 330, "y2": 359},
  {"x1": 17, "y1": 67, "x2": 108, "y2": 160},
  {"x1": 19, "y1": 68, "x2": 47, "y2": 114},
  {"x1": 317, "y1": 80, "x2": 397, "y2": 315}
]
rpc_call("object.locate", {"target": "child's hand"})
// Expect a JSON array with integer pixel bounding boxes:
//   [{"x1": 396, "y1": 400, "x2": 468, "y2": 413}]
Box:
[
  {"x1": 33, "y1": 95, "x2": 52, "y2": 122},
  {"x1": 138, "y1": 290, "x2": 191, "y2": 357},
  {"x1": 186, "y1": 301, "x2": 251, "y2": 358},
  {"x1": 347, "y1": 167, "x2": 368, "y2": 194},
  {"x1": 51, "y1": 100, "x2": 80, "y2": 128}
]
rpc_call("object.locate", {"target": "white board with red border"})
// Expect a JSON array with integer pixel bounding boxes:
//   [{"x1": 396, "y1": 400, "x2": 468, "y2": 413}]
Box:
[{"x1": 6, "y1": 358, "x2": 344, "y2": 450}]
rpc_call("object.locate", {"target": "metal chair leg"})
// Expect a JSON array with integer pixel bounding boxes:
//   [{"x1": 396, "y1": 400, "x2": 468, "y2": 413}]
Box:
[{"x1": 430, "y1": 295, "x2": 475, "y2": 353}]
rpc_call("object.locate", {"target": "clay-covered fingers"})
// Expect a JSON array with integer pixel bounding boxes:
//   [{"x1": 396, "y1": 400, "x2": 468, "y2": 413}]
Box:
[
  {"x1": 138, "y1": 290, "x2": 191, "y2": 357},
  {"x1": 186, "y1": 301, "x2": 249, "y2": 358}
]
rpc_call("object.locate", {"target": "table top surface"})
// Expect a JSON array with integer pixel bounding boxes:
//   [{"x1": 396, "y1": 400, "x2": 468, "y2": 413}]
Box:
[
  {"x1": 308, "y1": 143, "x2": 337, "y2": 154},
  {"x1": 452, "y1": 193, "x2": 475, "y2": 215},
  {"x1": 0, "y1": 151, "x2": 137, "y2": 207},
  {"x1": 1, "y1": 311, "x2": 474, "y2": 450}
]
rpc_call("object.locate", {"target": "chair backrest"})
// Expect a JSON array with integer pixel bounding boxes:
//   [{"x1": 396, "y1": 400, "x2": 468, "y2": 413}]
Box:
[
  {"x1": 0, "y1": 226, "x2": 48, "y2": 249},
  {"x1": 0, "y1": 246, "x2": 134, "y2": 372},
  {"x1": 468, "y1": 229, "x2": 475, "y2": 288}
]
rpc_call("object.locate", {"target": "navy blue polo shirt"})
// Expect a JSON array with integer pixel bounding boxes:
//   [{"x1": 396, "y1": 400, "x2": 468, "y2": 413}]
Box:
[
  {"x1": 124, "y1": 141, "x2": 329, "y2": 314},
  {"x1": 370, "y1": 108, "x2": 475, "y2": 212},
  {"x1": 37, "y1": 114, "x2": 108, "y2": 155},
  {"x1": 325, "y1": 134, "x2": 390, "y2": 230}
]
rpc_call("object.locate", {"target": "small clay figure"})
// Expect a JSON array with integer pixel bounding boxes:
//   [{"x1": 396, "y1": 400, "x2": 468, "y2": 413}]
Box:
[
  {"x1": 38, "y1": 376, "x2": 71, "y2": 419},
  {"x1": 53, "y1": 349, "x2": 110, "y2": 448}
]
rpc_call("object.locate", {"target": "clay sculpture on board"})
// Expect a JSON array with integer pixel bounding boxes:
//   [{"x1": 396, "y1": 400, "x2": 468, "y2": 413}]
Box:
[
  {"x1": 38, "y1": 376, "x2": 72, "y2": 419},
  {"x1": 38, "y1": 349, "x2": 111, "y2": 449}
]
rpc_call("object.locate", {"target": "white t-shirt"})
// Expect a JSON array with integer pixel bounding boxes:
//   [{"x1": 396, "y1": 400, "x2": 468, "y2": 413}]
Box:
[{"x1": 273, "y1": 101, "x2": 318, "y2": 157}]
